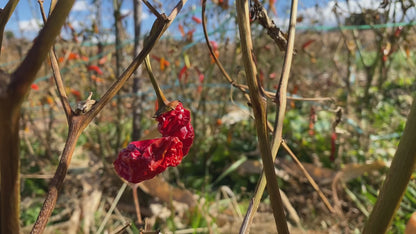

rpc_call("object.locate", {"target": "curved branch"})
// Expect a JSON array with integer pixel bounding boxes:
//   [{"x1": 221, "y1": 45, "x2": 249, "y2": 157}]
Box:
[
  {"x1": 38, "y1": 0, "x2": 73, "y2": 121},
  {"x1": 201, "y1": 0, "x2": 250, "y2": 96},
  {"x1": 9, "y1": 0, "x2": 75, "y2": 103}
]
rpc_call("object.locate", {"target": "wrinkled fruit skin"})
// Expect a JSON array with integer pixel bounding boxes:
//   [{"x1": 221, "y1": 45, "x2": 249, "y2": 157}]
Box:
[
  {"x1": 113, "y1": 137, "x2": 183, "y2": 183},
  {"x1": 113, "y1": 101, "x2": 194, "y2": 184},
  {"x1": 156, "y1": 102, "x2": 194, "y2": 155}
]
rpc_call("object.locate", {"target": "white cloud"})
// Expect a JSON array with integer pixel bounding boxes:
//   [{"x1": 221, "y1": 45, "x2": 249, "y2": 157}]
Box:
[
  {"x1": 18, "y1": 18, "x2": 42, "y2": 32},
  {"x1": 120, "y1": 8, "x2": 149, "y2": 21},
  {"x1": 73, "y1": 0, "x2": 89, "y2": 12}
]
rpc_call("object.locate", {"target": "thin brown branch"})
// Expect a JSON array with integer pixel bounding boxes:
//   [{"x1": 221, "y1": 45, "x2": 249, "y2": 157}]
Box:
[
  {"x1": 31, "y1": 119, "x2": 83, "y2": 233},
  {"x1": 236, "y1": 1, "x2": 289, "y2": 233},
  {"x1": 251, "y1": 0, "x2": 293, "y2": 54},
  {"x1": 132, "y1": 184, "x2": 143, "y2": 224},
  {"x1": 201, "y1": 0, "x2": 249, "y2": 97},
  {"x1": 38, "y1": 0, "x2": 73, "y2": 121},
  {"x1": 9, "y1": 0, "x2": 75, "y2": 103},
  {"x1": 0, "y1": 0, "x2": 19, "y2": 56},
  {"x1": 144, "y1": 55, "x2": 169, "y2": 107},
  {"x1": 272, "y1": 0, "x2": 298, "y2": 150},
  {"x1": 282, "y1": 141, "x2": 335, "y2": 213},
  {"x1": 142, "y1": 0, "x2": 163, "y2": 18}
]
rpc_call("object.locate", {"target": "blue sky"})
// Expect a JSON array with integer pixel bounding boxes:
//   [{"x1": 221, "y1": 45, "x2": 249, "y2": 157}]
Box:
[
  {"x1": 3, "y1": 0, "x2": 328, "y2": 39},
  {"x1": 3, "y1": 0, "x2": 414, "y2": 40}
]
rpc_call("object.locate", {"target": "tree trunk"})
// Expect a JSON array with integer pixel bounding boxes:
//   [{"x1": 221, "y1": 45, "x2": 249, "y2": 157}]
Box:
[{"x1": 0, "y1": 91, "x2": 21, "y2": 233}]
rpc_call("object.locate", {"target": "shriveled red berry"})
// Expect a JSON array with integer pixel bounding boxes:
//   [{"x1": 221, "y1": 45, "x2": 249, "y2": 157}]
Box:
[
  {"x1": 113, "y1": 137, "x2": 183, "y2": 184},
  {"x1": 156, "y1": 102, "x2": 194, "y2": 155}
]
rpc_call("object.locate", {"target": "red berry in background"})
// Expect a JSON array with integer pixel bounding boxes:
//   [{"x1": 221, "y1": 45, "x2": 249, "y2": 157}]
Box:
[
  {"x1": 113, "y1": 137, "x2": 183, "y2": 184},
  {"x1": 156, "y1": 102, "x2": 194, "y2": 155}
]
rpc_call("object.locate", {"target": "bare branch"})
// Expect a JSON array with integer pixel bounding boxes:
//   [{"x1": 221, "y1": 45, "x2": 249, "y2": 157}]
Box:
[
  {"x1": 38, "y1": 0, "x2": 73, "y2": 121},
  {"x1": 282, "y1": 141, "x2": 335, "y2": 213},
  {"x1": 9, "y1": 0, "x2": 75, "y2": 103},
  {"x1": 240, "y1": 0, "x2": 298, "y2": 232},
  {"x1": 0, "y1": 0, "x2": 19, "y2": 55},
  {"x1": 236, "y1": 1, "x2": 289, "y2": 233},
  {"x1": 201, "y1": 0, "x2": 250, "y2": 99}
]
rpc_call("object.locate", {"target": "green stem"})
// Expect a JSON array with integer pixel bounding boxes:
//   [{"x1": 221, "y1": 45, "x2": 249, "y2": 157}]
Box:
[{"x1": 363, "y1": 96, "x2": 416, "y2": 233}]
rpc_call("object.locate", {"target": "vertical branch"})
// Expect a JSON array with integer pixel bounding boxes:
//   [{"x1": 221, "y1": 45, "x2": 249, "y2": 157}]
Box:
[
  {"x1": 31, "y1": 119, "x2": 84, "y2": 234},
  {"x1": 0, "y1": 96, "x2": 21, "y2": 233},
  {"x1": 235, "y1": 1, "x2": 289, "y2": 233},
  {"x1": 132, "y1": 0, "x2": 143, "y2": 140},
  {"x1": 240, "y1": 0, "x2": 298, "y2": 232},
  {"x1": 113, "y1": 0, "x2": 124, "y2": 153},
  {"x1": 363, "y1": 97, "x2": 416, "y2": 233},
  {"x1": 38, "y1": 0, "x2": 73, "y2": 121},
  {"x1": 271, "y1": 0, "x2": 298, "y2": 158},
  {"x1": 0, "y1": 0, "x2": 19, "y2": 55}
]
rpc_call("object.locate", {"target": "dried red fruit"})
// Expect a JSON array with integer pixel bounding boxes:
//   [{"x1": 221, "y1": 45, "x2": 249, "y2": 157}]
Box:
[
  {"x1": 31, "y1": 84, "x2": 39, "y2": 91},
  {"x1": 113, "y1": 137, "x2": 183, "y2": 183},
  {"x1": 87, "y1": 65, "x2": 103, "y2": 75},
  {"x1": 156, "y1": 102, "x2": 194, "y2": 155},
  {"x1": 114, "y1": 102, "x2": 194, "y2": 183}
]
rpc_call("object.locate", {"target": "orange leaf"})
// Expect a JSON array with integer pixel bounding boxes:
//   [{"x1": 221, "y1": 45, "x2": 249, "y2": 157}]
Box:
[
  {"x1": 46, "y1": 96, "x2": 54, "y2": 105},
  {"x1": 178, "y1": 65, "x2": 187, "y2": 81},
  {"x1": 67, "y1": 52, "x2": 79, "y2": 60},
  {"x1": 160, "y1": 57, "x2": 166, "y2": 71},
  {"x1": 178, "y1": 24, "x2": 185, "y2": 37},
  {"x1": 192, "y1": 16, "x2": 202, "y2": 24},
  {"x1": 269, "y1": 0, "x2": 277, "y2": 15},
  {"x1": 91, "y1": 75, "x2": 103, "y2": 83},
  {"x1": 302, "y1": 39, "x2": 315, "y2": 49},
  {"x1": 87, "y1": 65, "x2": 103, "y2": 75},
  {"x1": 70, "y1": 89, "x2": 81, "y2": 101},
  {"x1": 98, "y1": 56, "x2": 107, "y2": 65},
  {"x1": 186, "y1": 29, "x2": 195, "y2": 41},
  {"x1": 405, "y1": 45, "x2": 410, "y2": 59},
  {"x1": 210, "y1": 50, "x2": 220, "y2": 63}
]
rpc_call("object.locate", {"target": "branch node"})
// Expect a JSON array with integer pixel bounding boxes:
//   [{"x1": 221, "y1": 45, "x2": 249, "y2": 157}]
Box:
[{"x1": 75, "y1": 92, "x2": 96, "y2": 115}]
